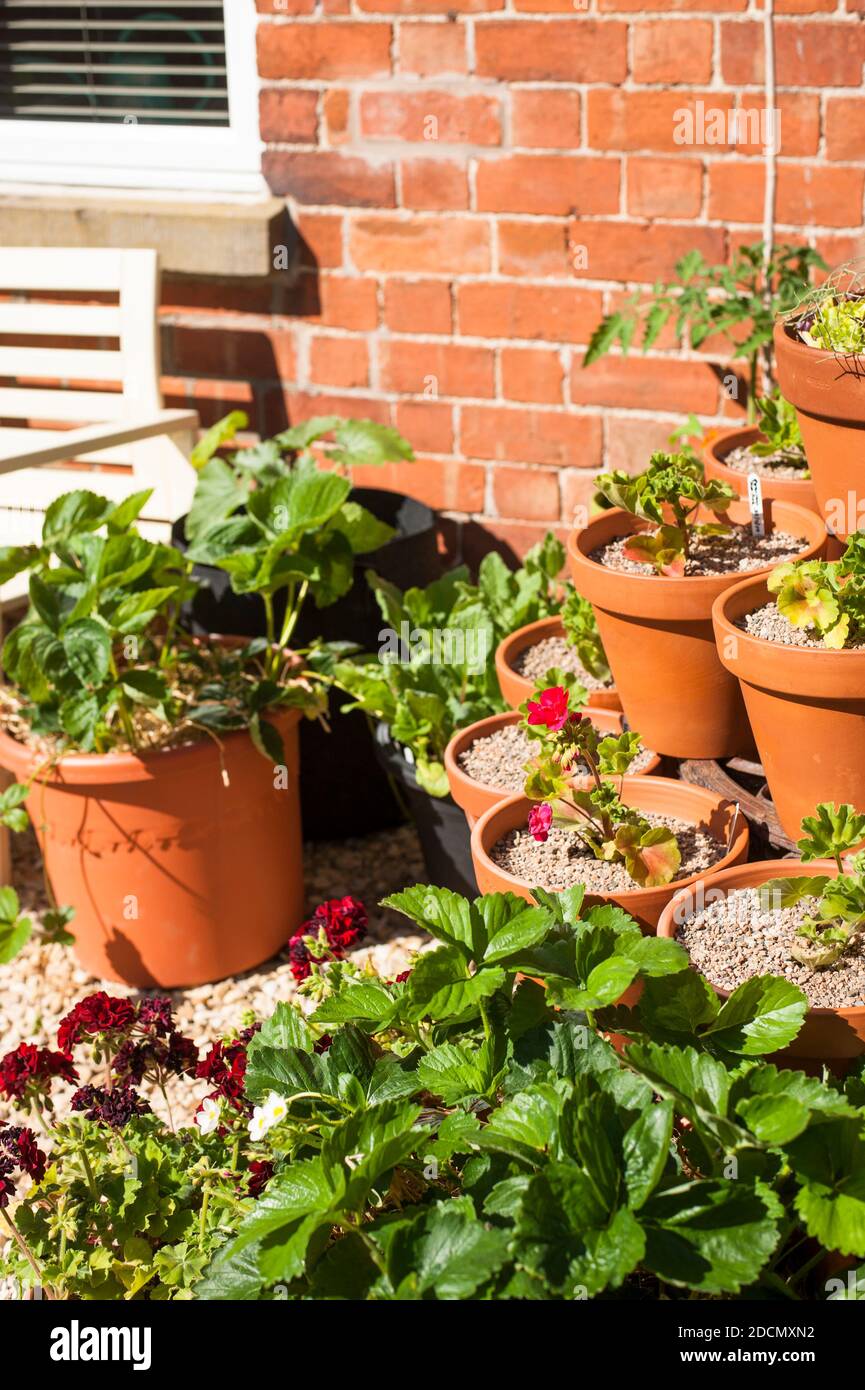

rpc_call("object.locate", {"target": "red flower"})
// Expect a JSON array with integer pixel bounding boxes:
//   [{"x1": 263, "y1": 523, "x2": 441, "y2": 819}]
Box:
[
  {"x1": 248, "y1": 1159, "x2": 274, "y2": 1198},
  {"x1": 392, "y1": 970, "x2": 412, "y2": 985},
  {"x1": 528, "y1": 803, "x2": 553, "y2": 843},
  {"x1": 0, "y1": 1126, "x2": 47, "y2": 1195},
  {"x1": 526, "y1": 686, "x2": 570, "y2": 733},
  {"x1": 195, "y1": 1040, "x2": 247, "y2": 1109},
  {"x1": 136, "y1": 996, "x2": 174, "y2": 1037},
  {"x1": 70, "y1": 1084, "x2": 150, "y2": 1128},
  {"x1": 57, "y1": 992, "x2": 136, "y2": 1053},
  {"x1": 0, "y1": 1043, "x2": 78, "y2": 1101},
  {"x1": 313, "y1": 1034, "x2": 333, "y2": 1055},
  {"x1": 288, "y1": 896, "x2": 368, "y2": 981}
]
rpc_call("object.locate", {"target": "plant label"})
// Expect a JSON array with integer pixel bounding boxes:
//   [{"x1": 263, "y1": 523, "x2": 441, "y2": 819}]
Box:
[{"x1": 747, "y1": 472, "x2": 765, "y2": 538}]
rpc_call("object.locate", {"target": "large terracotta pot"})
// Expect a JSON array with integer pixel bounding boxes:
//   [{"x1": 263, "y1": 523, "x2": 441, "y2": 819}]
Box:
[
  {"x1": 702, "y1": 423, "x2": 819, "y2": 514},
  {"x1": 494, "y1": 615, "x2": 621, "y2": 712},
  {"x1": 713, "y1": 573, "x2": 865, "y2": 841},
  {"x1": 774, "y1": 319, "x2": 865, "y2": 540},
  {"x1": 470, "y1": 776, "x2": 749, "y2": 931},
  {"x1": 658, "y1": 859, "x2": 865, "y2": 1063},
  {"x1": 445, "y1": 706, "x2": 653, "y2": 827},
  {"x1": 0, "y1": 710, "x2": 304, "y2": 988},
  {"x1": 566, "y1": 499, "x2": 827, "y2": 759}
]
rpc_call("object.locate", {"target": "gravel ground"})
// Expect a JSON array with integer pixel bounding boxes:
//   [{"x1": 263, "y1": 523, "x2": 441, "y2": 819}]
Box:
[
  {"x1": 591, "y1": 525, "x2": 806, "y2": 578},
  {"x1": 0, "y1": 824, "x2": 430, "y2": 1133},
  {"x1": 677, "y1": 886, "x2": 865, "y2": 1009},
  {"x1": 739, "y1": 601, "x2": 865, "y2": 650},
  {"x1": 458, "y1": 722, "x2": 656, "y2": 792},
  {"x1": 513, "y1": 635, "x2": 613, "y2": 692},
  {"x1": 490, "y1": 813, "x2": 724, "y2": 894},
  {"x1": 722, "y1": 444, "x2": 809, "y2": 481}
]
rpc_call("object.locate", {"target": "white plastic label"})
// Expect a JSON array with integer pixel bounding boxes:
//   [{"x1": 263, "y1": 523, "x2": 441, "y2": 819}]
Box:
[{"x1": 747, "y1": 472, "x2": 765, "y2": 538}]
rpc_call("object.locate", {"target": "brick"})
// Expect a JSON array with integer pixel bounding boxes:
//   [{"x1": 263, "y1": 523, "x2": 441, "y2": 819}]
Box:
[
  {"x1": 379, "y1": 338, "x2": 495, "y2": 397},
  {"x1": 259, "y1": 89, "x2": 318, "y2": 144},
  {"x1": 323, "y1": 0, "x2": 351, "y2": 10},
  {"x1": 461, "y1": 519, "x2": 570, "y2": 567},
  {"x1": 497, "y1": 219, "x2": 571, "y2": 278},
  {"x1": 826, "y1": 98, "x2": 865, "y2": 161},
  {"x1": 588, "y1": 90, "x2": 735, "y2": 154},
  {"x1": 360, "y1": 90, "x2": 501, "y2": 144},
  {"x1": 475, "y1": 155, "x2": 620, "y2": 215},
  {"x1": 815, "y1": 234, "x2": 863, "y2": 273},
  {"x1": 708, "y1": 163, "x2": 865, "y2": 230},
  {"x1": 256, "y1": 0, "x2": 315, "y2": 11},
  {"x1": 606, "y1": 290, "x2": 681, "y2": 351},
  {"x1": 169, "y1": 380, "x2": 256, "y2": 429},
  {"x1": 401, "y1": 159, "x2": 469, "y2": 210},
  {"x1": 384, "y1": 279, "x2": 453, "y2": 334},
  {"x1": 632, "y1": 19, "x2": 714, "y2": 83},
  {"x1": 457, "y1": 282, "x2": 602, "y2": 342},
  {"x1": 284, "y1": 273, "x2": 379, "y2": 331},
  {"x1": 309, "y1": 334, "x2": 370, "y2": 389},
  {"x1": 474, "y1": 20, "x2": 627, "y2": 83},
  {"x1": 493, "y1": 465, "x2": 561, "y2": 520},
  {"x1": 170, "y1": 326, "x2": 297, "y2": 380},
  {"x1": 605, "y1": 415, "x2": 683, "y2": 474},
  {"x1": 721, "y1": 21, "x2": 865, "y2": 87},
  {"x1": 161, "y1": 277, "x2": 278, "y2": 316},
  {"x1": 561, "y1": 468, "x2": 602, "y2": 529},
  {"x1": 397, "y1": 21, "x2": 467, "y2": 76},
  {"x1": 350, "y1": 214, "x2": 491, "y2": 273},
  {"x1": 294, "y1": 212, "x2": 344, "y2": 269},
  {"x1": 322, "y1": 89, "x2": 351, "y2": 146},
  {"x1": 351, "y1": 457, "x2": 485, "y2": 512},
  {"x1": 627, "y1": 157, "x2": 702, "y2": 219},
  {"x1": 500, "y1": 346, "x2": 564, "y2": 403},
  {"x1": 599, "y1": 0, "x2": 746, "y2": 9},
  {"x1": 358, "y1": 0, "x2": 500, "y2": 11},
  {"x1": 775, "y1": 0, "x2": 837, "y2": 9},
  {"x1": 257, "y1": 22, "x2": 392, "y2": 80},
  {"x1": 393, "y1": 399, "x2": 455, "y2": 453},
  {"x1": 283, "y1": 390, "x2": 391, "y2": 428},
  {"x1": 461, "y1": 406, "x2": 601, "y2": 466},
  {"x1": 568, "y1": 221, "x2": 726, "y2": 283},
  {"x1": 511, "y1": 88, "x2": 581, "y2": 149},
  {"x1": 264, "y1": 151, "x2": 395, "y2": 207},
  {"x1": 571, "y1": 355, "x2": 717, "y2": 414}
]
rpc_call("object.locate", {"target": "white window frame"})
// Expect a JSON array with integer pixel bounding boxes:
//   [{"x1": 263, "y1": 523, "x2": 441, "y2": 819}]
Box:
[{"x1": 0, "y1": 0, "x2": 264, "y2": 193}]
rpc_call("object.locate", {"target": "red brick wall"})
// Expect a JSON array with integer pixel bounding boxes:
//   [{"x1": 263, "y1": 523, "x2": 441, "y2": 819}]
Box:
[{"x1": 159, "y1": 0, "x2": 865, "y2": 562}]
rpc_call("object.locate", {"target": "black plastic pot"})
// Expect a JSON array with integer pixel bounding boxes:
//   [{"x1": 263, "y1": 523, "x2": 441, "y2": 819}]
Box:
[
  {"x1": 172, "y1": 487, "x2": 442, "y2": 839},
  {"x1": 373, "y1": 723, "x2": 478, "y2": 898}
]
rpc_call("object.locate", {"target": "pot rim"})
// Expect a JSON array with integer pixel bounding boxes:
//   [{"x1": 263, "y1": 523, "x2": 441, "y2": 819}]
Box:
[
  {"x1": 444, "y1": 706, "x2": 629, "y2": 802},
  {"x1": 494, "y1": 613, "x2": 566, "y2": 669},
  {"x1": 469, "y1": 777, "x2": 749, "y2": 905},
  {"x1": 568, "y1": 499, "x2": 826, "y2": 597},
  {"x1": 0, "y1": 705, "x2": 303, "y2": 785},
  {"x1": 712, "y1": 572, "x2": 865, "y2": 667},
  {"x1": 657, "y1": 857, "x2": 865, "y2": 1022},
  {"x1": 774, "y1": 317, "x2": 865, "y2": 371}
]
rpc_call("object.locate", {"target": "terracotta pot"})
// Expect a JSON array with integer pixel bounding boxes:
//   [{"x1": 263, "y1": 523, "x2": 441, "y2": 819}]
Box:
[
  {"x1": 566, "y1": 499, "x2": 827, "y2": 759},
  {"x1": 702, "y1": 424, "x2": 819, "y2": 514},
  {"x1": 0, "y1": 710, "x2": 304, "y2": 988},
  {"x1": 713, "y1": 573, "x2": 865, "y2": 840},
  {"x1": 494, "y1": 615, "x2": 621, "y2": 713},
  {"x1": 445, "y1": 706, "x2": 658, "y2": 828},
  {"x1": 470, "y1": 775, "x2": 749, "y2": 931},
  {"x1": 774, "y1": 319, "x2": 865, "y2": 541},
  {"x1": 658, "y1": 859, "x2": 865, "y2": 1062}
]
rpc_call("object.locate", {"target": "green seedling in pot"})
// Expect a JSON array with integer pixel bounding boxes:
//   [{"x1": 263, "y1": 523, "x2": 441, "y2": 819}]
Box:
[
  {"x1": 520, "y1": 682, "x2": 679, "y2": 888},
  {"x1": 767, "y1": 531, "x2": 865, "y2": 650},
  {"x1": 751, "y1": 391, "x2": 807, "y2": 470},
  {"x1": 795, "y1": 293, "x2": 865, "y2": 356},
  {"x1": 760, "y1": 803, "x2": 865, "y2": 969},
  {"x1": 594, "y1": 451, "x2": 736, "y2": 577},
  {"x1": 560, "y1": 586, "x2": 610, "y2": 683}
]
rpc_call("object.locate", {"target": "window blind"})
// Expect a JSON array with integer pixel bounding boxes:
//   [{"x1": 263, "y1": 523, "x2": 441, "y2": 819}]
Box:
[{"x1": 0, "y1": 1, "x2": 229, "y2": 126}]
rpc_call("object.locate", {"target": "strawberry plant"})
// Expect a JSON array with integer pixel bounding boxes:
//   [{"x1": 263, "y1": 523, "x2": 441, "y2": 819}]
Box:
[
  {"x1": 594, "y1": 451, "x2": 736, "y2": 577},
  {"x1": 767, "y1": 531, "x2": 865, "y2": 649},
  {"x1": 751, "y1": 391, "x2": 806, "y2": 468},
  {"x1": 560, "y1": 586, "x2": 610, "y2": 683},
  {"x1": 520, "y1": 684, "x2": 678, "y2": 887},
  {"x1": 761, "y1": 804, "x2": 865, "y2": 969}
]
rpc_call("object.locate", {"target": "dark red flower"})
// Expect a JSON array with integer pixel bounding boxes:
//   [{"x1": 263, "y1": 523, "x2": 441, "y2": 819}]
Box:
[
  {"x1": 136, "y1": 996, "x2": 174, "y2": 1037},
  {"x1": 57, "y1": 992, "x2": 136, "y2": 1053},
  {"x1": 248, "y1": 1159, "x2": 274, "y2": 1198},
  {"x1": 526, "y1": 686, "x2": 570, "y2": 733},
  {"x1": 288, "y1": 896, "x2": 368, "y2": 981},
  {"x1": 165, "y1": 1032, "x2": 198, "y2": 1077},
  {"x1": 0, "y1": 1157, "x2": 15, "y2": 1209},
  {"x1": 195, "y1": 1040, "x2": 247, "y2": 1109},
  {"x1": 12, "y1": 1128, "x2": 46, "y2": 1184},
  {"x1": 0, "y1": 1126, "x2": 47, "y2": 1193},
  {"x1": 313, "y1": 1034, "x2": 333, "y2": 1055},
  {"x1": 288, "y1": 934, "x2": 316, "y2": 983},
  {"x1": 70, "y1": 1084, "x2": 150, "y2": 1128},
  {"x1": 528, "y1": 802, "x2": 553, "y2": 844},
  {"x1": 393, "y1": 969, "x2": 412, "y2": 985},
  {"x1": 0, "y1": 1042, "x2": 78, "y2": 1100}
]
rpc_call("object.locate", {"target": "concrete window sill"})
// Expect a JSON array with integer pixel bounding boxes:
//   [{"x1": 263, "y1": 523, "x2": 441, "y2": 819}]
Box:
[{"x1": 0, "y1": 190, "x2": 293, "y2": 277}]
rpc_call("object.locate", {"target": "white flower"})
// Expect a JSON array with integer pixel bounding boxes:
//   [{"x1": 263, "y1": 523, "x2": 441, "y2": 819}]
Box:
[
  {"x1": 195, "y1": 1097, "x2": 221, "y2": 1135},
  {"x1": 248, "y1": 1091, "x2": 288, "y2": 1141}
]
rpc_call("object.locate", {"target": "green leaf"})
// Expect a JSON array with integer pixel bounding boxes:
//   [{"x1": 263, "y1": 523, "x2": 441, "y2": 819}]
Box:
[
  {"x1": 387, "y1": 1198, "x2": 509, "y2": 1300},
  {"x1": 642, "y1": 1180, "x2": 780, "y2": 1294},
  {"x1": 312, "y1": 981, "x2": 399, "y2": 1028},
  {"x1": 190, "y1": 410, "x2": 248, "y2": 470},
  {"x1": 485, "y1": 1086, "x2": 561, "y2": 1152},
  {"x1": 382, "y1": 885, "x2": 483, "y2": 959},
  {"x1": 403, "y1": 945, "x2": 504, "y2": 1022},
  {"x1": 702, "y1": 975, "x2": 807, "y2": 1055},
  {"x1": 63, "y1": 619, "x2": 111, "y2": 688},
  {"x1": 416, "y1": 1043, "x2": 495, "y2": 1105},
  {"x1": 109, "y1": 587, "x2": 177, "y2": 634},
  {"x1": 59, "y1": 691, "x2": 99, "y2": 749},
  {"x1": 321, "y1": 1101, "x2": 422, "y2": 1209},
  {"x1": 484, "y1": 907, "x2": 551, "y2": 963},
  {"x1": 329, "y1": 501, "x2": 395, "y2": 555},
  {"x1": 790, "y1": 1120, "x2": 865, "y2": 1257},
  {"x1": 623, "y1": 1099, "x2": 674, "y2": 1210},
  {"x1": 244, "y1": 1043, "x2": 323, "y2": 1102},
  {"x1": 249, "y1": 1001, "x2": 315, "y2": 1053},
  {"x1": 330, "y1": 418, "x2": 414, "y2": 469},
  {"x1": 638, "y1": 970, "x2": 720, "y2": 1037},
  {"x1": 42, "y1": 490, "x2": 112, "y2": 544},
  {"x1": 185, "y1": 457, "x2": 249, "y2": 542}
]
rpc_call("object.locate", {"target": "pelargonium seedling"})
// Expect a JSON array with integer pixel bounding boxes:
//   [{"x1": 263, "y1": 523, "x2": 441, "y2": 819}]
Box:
[
  {"x1": 767, "y1": 531, "x2": 865, "y2": 649},
  {"x1": 594, "y1": 451, "x2": 737, "y2": 576},
  {"x1": 760, "y1": 803, "x2": 865, "y2": 969},
  {"x1": 520, "y1": 683, "x2": 680, "y2": 888}
]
